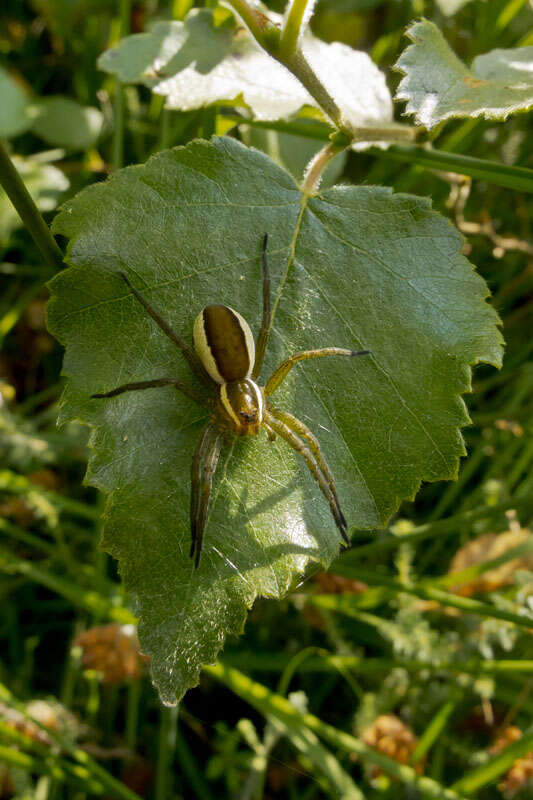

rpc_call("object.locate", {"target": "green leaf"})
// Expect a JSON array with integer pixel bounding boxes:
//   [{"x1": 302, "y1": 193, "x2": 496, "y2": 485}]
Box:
[
  {"x1": 0, "y1": 153, "x2": 69, "y2": 244},
  {"x1": 0, "y1": 67, "x2": 102, "y2": 147},
  {"x1": 47, "y1": 136, "x2": 502, "y2": 704},
  {"x1": 396, "y1": 19, "x2": 533, "y2": 128},
  {"x1": 269, "y1": 692, "x2": 365, "y2": 799},
  {"x1": 31, "y1": 97, "x2": 103, "y2": 149},
  {"x1": 98, "y1": 8, "x2": 392, "y2": 128},
  {"x1": 0, "y1": 66, "x2": 33, "y2": 138}
]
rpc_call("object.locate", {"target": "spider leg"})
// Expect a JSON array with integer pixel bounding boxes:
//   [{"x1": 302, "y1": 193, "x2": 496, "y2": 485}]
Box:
[
  {"x1": 267, "y1": 404, "x2": 346, "y2": 528},
  {"x1": 264, "y1": 347, "x2": 370, "y2": 397},
  {"x1": 190, "y1": 419, "x2": 224, "y2": 569},
  {"x1": 252, "y1": 233, "x2": 271, "y2": 381},
  {"x1": 120, "y1": 272, "x2": 212, "y2": 387},
  {"x1": 91, "y1": 378, "x2": 210, "y2": 406},
  {"x1": 264, "y1": 409, "x2": 349, "y2": 546},
  {"x1": 263, "y1": 420, "x2": 277, "y2": 442}
]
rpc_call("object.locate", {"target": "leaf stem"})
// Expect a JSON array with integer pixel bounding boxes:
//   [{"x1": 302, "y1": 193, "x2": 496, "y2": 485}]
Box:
[
  {"x1": 223, "y1": 114, "x2": 533, "y2": 192},
  {"x1": 279, "y1": 0, "x2": 313, "y2": 58},
  {"x1": 284, "y1": 48, "x2": 345, "y2": 130},
  {"x1": 301, "y1": 141, "x2": 343, "y2": 195},
  {"x1": 224, "y1": 0, "x2": 347, "y2": 133},
  {"x1": 0, "y1": 140, "x2": 63, "y2": 270},
  {"x1": 225, "y1": 113, "x2": 417, "y2": 144},
  {"x1": 226, "y1": 2, "x2": 420, "y2": 141}
]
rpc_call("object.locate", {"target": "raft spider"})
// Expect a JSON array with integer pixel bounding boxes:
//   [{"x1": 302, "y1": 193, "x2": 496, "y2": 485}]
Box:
[{"x1": 92, "y1": 236, "x2": 370, "y2": 567}]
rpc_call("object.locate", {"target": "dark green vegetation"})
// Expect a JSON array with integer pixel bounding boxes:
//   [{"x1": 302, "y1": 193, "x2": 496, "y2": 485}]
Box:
[{"x1": 1, "y1": 0, "x2": 532, "y2": 798}]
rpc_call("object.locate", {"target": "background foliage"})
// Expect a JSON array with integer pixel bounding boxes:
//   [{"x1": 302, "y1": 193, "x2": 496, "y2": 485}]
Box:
[{"x1": 1, "y1": 0, "x2": 532, "y2": 798}]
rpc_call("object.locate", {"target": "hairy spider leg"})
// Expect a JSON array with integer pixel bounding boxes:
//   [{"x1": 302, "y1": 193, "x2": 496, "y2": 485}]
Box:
[
  {"x1": 267, "y1": 404, "x2": 346, "y2": 528},
  {"x1": 251, "y1": 233, "x2": 271, "y2": 381},
  {"x1": 190, "y1": 419, "x2": 224, "y2": 568},
  {"x1": 92, "y1": 378, "x2": 209, "y2": 406},
  {"x1": 120, "y1": 272, "x2": 212, "y2": 388},
  {"x1": 263, "y1": 409, "x2": 349, "y2": 545},
  {"x1": 265, "y1": 347, "x2": 371, "y2": 397}
]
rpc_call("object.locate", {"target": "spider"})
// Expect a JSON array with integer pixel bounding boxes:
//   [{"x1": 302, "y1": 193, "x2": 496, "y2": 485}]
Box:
[{"x1": 92, "y1": 235, "x2": 370, "y2": 568}]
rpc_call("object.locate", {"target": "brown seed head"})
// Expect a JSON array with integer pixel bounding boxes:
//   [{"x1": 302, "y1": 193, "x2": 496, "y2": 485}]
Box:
[
  {"x1": 361, "y1": 715, "x2": 424, "y2": 778},
  {"x1": 75, "y1": 623, "x2": 147, "y2": 684},
  {"x1": 490, "y1": 727, "x2": 533, "y2": 798},
  {"x1": 449, "y1": 527, "x2": 533, "y2": 596}
]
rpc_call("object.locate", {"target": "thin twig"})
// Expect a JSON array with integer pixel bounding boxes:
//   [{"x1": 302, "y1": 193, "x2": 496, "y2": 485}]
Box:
[{"x1": 446, "y1": 174, "x2": 533, "y2": 256}]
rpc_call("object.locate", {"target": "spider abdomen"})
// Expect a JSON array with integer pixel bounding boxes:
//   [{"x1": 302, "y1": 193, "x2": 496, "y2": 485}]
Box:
[
  {"x1": 194, "y1": 305, "x2": 255, "y2": 384},
  {"x1": 219, "y1": 378, "x2": 264, "y2": 436}
]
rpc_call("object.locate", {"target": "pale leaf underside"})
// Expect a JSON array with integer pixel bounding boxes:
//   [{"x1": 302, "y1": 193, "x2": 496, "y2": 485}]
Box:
[
  {"x1": 396, "y1": 19, "x2": 533, "y2": 128},
  {"x1": 98, "y1": 8, "x2": 392, "y2": 128}
]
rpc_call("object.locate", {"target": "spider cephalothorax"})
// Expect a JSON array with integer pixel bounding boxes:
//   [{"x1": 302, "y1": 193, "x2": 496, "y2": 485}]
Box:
[{"x1": 92, "y1": 236, "x2": 370, "y2": 567}]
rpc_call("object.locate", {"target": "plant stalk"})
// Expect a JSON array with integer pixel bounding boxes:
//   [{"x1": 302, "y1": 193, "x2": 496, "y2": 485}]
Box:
[
  {"x1": 283, "y1": 48, "x2": 345, "y2": 130},
  {"x1": 155, "y1": 706, "x2": 178, "y2": 800},
  {"x1": 224, "y1": 0, "x2": 348, "y2": 133},
  {"x1": 0, "y1": 140, "x2": 64, "y2": 270},
  {"x1": 111, "y1": 0, "x2": 132, "y2": 170},
  {"x1": 279, "y1": 0, "x2": 314, "y2": 57}
]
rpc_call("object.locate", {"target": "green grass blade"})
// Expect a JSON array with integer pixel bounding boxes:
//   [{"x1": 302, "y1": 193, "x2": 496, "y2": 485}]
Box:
[
  {"x1": 222, "y1": 652, "x2": 533, "y2": 677},
  {"x1": 268, "y1": 711, "x2": 366, "y2": 800},
  {"x1": 374, "y1": 146, "x2": 533, "y2": 193},
  {"x1": 206, "y1": 663, "x2": 471, "y2": 800},
  {"x1": 452, "y1": 730, "x2": 533, "y2": 793},
  {"x1": 0, "y1": 683, "x2": 143, "y2": 800},
  {"x1": 223, "y1": 115, "x2": 533, "y2": 192},
  {"x1": 337, "y1": 497, "x2": 532, "y2": 561},
  {"x1": 0, "y1": 469, "x2": 99, "y2": 521},
  {"x1": 411, "y1": 699, "x2": 459, "y2": 764},
  {"x1": 0, "y1": 546, "x2": 135, "y2": 623},
  {"x1": 314, "y1": 568, "x2": 533, "y2": 629}
]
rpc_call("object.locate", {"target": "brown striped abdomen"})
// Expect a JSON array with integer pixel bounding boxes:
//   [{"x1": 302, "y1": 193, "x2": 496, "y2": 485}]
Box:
[{"x1": 194, "y1": 305, "x2": 255, "y2": 384}]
